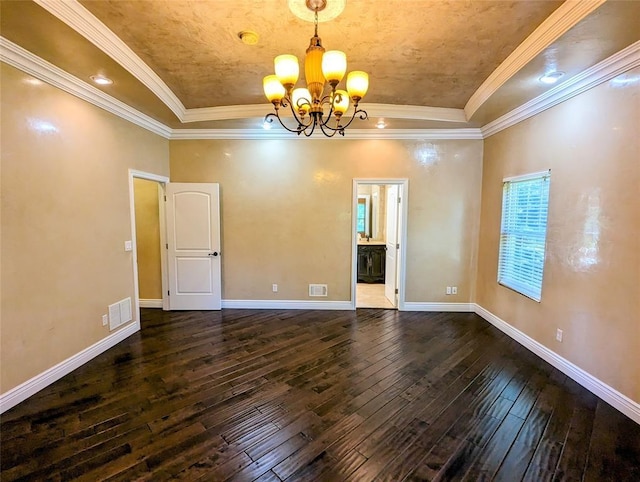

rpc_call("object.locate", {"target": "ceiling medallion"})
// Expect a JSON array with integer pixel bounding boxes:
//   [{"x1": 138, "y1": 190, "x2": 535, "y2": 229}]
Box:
[
  {"x1": 288, "y1": 0, "x2": 346, "y2": 23},
  {"x1": 262, "y1": 0, "x2": 369, "y2": 137}
]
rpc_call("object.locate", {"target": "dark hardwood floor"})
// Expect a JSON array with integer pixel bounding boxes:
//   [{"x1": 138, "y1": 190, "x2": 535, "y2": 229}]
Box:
[{"x1": 1, "y1": 309, "x2": 639, "y2": 481}]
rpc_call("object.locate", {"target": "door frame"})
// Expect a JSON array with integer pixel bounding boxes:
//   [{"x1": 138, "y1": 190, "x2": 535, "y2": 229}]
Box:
[
  {"x1": 352, "y1": 179, "x2": 409, "y2": 310},
  {"x1": 128, "y1": 169, "x2": 170, "y2": 322}
]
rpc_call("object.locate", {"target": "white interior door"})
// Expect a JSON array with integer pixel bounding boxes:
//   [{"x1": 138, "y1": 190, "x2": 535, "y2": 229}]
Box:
[
  {"x1": 385, "y1": 185, "x2": 399, "y2": 305},
  {"x1": 166, "y1": 183, "x2": 221, "y2": 310}
]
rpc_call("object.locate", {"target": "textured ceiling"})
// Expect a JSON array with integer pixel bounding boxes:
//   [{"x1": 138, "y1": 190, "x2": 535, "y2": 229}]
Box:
[
  {"x1": 1, "y1": 1, "x2": 639, "y2": 130},
  {"x1": 78, "y1": 0, "x2": 563, "y2": 109}
]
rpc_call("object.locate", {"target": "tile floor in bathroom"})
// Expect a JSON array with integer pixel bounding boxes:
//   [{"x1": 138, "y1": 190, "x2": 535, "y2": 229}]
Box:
[{"x1": 356, "y1": 282, "x2": 395, "y2": 309}]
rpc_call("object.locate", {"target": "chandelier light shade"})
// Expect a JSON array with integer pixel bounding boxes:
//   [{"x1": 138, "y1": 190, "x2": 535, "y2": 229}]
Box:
[
  {"x1": 332, "y1": 89, "x2": 349, "y2": 115},
  {"x1": 263, "y1": 75, "x2": 286, "y2": 103},
  {"x1": 263, "y1": 0, "x2": 369, "y2": 137},
  {"x1": 346, "y1": 71, "x2": 369, "y2": 101},
  {"x1": 322, "y1": 50, "x2": 347, "y2": 83},
  {"x1": 274, "y1": 55, "x2": 300, "y2": 88}
]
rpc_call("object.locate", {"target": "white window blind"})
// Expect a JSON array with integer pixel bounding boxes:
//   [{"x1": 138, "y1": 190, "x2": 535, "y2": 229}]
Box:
[{"x1": 498, "y1": 171, "x2": 550, "y2": 301}]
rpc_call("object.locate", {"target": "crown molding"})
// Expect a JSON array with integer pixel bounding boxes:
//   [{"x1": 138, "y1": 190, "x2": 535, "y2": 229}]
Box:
[
  {"x1": 169, "y1": 128, "x2": 483, "y2": 140},
  {"x1": 33, "y1": 0, "x2": 186, "y2": 120},
  {"x1": 365, "y1": 104, "x2": 467, "y2": 123},
  {"x1": 182, "y1": 105, "x2": 273, "y2": 123},
  {"x1": 181, "y1": 103, "x2": 467, "y2": 124},
  {"x1": 0, "y1": 37, "x2": 172, "y2": 139},
  {"x1": 481, "y1": 40, "x2": 640, "y2": 138},
  {"x1": 464, "y1": 0, "x2": 606, "y2": 120}
]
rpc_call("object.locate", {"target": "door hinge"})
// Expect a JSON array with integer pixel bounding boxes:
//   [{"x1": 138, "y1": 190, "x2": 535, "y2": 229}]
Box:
[
  {"x1": 164, "y1": 195, "x2": 167, "y2": 202},
  {"x1": 167, "y1": 290, "x2": 170, "y2": 296},
  {"x1": 395, "y1": 288, "x2": 399, "y2": 294},
  {"x1": 396, "y1": 243, "x2": 400, "y2": 249},
  {"x1": 398, "y1": 197, "x2": 401, "y2": 204},
  {"x1": 166, "y1": 243, "x2": 168, "y2": 249}
]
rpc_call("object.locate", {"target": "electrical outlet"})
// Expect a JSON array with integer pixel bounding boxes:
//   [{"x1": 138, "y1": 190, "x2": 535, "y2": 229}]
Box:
[
  {"x1": 102, "y1": 314, "x2": 108, "y2": 326},
  {"x1": 452, "y1": 286, "x2": 458, "y2": 295},
  {"x1": 446, "y1": 286, "x2": 452, "y2": 295},
  {"x1": 272, "y1": 284, "x2": 278, "y2": 293},
  {"x1": 556, "y1": 328, "x2": 563, "y2": 342}
]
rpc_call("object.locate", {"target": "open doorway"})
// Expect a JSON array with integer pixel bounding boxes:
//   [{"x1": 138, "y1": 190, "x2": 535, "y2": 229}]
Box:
[
  {"x1": 128, "y1": 170, "x2": 169, "y2": 322},
  {"x1": 352, "y1": 179, "x2": 408, "y2": 309},
  {"x1": 133, "y1": 178, "x2": 164, "y2": 307}
]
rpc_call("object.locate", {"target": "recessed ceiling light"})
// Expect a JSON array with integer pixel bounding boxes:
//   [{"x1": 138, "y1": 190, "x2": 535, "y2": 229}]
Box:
[
  {"x1": 262, "y1": 120, "x2": 272, "y2": 130},
  {"x1": 539, "y1": 71, "x2": 565, "y2": 85},
  {"x1": 90, "y1": 75, "x2": 113, "y2": 85},
  {"x1": 376, "y1": 119, "x2": 387, "y2": 129},
  {"x1": 238, "y1": 31, "x2": 259, "y2": 45}
]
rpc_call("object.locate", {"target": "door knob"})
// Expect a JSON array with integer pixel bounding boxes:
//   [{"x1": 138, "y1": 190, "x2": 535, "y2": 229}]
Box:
[{"x1": 209, "y1": 251, "x2": 219, "y2": 257}]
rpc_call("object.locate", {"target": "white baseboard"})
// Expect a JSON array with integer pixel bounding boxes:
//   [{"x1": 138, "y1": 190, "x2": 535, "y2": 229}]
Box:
[
  {"x1": 4, "y1": 302, "x2": 636, "y2": 425},
  {"x1": 139, "y1": 298, "x2": 163, "y2": 308},
  {"x1": 221, "y1": 299, "x2": 354, "y2": 310},
  {"x1": 473, "y1": 304, "x2": 640, "y2": 425},
  {"x1": 0, "y1": 320, "x2": 140, "y2": 414},
  {"x1": 403, "y1": 302, "x2": 475, "y2": 312}
]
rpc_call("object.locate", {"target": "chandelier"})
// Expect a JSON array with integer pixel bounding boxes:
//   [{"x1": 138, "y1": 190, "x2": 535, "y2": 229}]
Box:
[{"x1": 262, "y1": 0, "x2": 369, "y2": 137}]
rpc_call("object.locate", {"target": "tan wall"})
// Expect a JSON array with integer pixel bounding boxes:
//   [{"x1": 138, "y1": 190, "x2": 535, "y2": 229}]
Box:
[
  {"x1": 133, "y1": 178, "x2": 163, "y2": 300},
  {"x1": 0, "y1": 63, "x2": 169, "y2": 393},
  {"x1": 477, "y1": 67, "x2": 640, "y2": 401},
  {"x1": 170, "y1": 138, "x2": 483, "y2": 303}
]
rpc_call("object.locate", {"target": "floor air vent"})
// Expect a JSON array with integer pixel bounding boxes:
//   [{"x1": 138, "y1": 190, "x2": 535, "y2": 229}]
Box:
[{"x1": 309, "y1": 284, "x2": 328, "y2": 297}]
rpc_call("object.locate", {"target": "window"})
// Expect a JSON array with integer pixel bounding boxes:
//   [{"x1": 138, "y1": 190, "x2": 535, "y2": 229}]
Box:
[
  {"x1": 357, "y1": 195, "x2": 370, "y2": 236},
  {"x1": 498, "y1": 170, "x2": 551, "y2": 301}
]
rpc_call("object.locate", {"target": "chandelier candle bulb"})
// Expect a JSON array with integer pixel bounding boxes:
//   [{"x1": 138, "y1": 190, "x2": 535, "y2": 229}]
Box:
[
  {"x1": 292, "y1": 88, "x2": 312, "y2": 115},
  {"x1": 263, "y1": 75, "x2": 286, "y2": 104},
  {"x1": 322, "y1": 50, "x2": 347, "y2": 84},
  {"x1": 347, "y1": 71, "x2": 369, "y2": 102},
  {"x1": 332, "y1": 89, "x2": 350, "y2": 116},
  {"x1": 274, "y1": 54, "x2": 299, "y2": 89}
]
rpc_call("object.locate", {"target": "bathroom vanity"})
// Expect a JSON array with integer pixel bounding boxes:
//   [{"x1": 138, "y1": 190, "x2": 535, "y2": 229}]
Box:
[{"x1": 357, "y1": 242, "x2": 386, "y2": 283}]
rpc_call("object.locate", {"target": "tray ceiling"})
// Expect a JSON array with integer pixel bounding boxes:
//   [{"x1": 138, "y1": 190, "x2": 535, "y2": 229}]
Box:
[{"x1": 1, "y1": 0, "x2": 638, "y2": 131}]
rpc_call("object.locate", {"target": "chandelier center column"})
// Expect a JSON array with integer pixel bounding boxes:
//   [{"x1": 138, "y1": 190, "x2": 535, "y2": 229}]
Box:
[{"x1": 306, "y1": 34, "x2": 326, "y2": 104}]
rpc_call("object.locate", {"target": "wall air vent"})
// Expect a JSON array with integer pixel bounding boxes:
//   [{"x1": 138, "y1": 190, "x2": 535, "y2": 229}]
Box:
[
  {"x1": 109, "y1": 297, "x2": 133, "y2": 331},
  {"x1": 309, "y1": 284, "x2": 328, "y2": 297},
  {"x1": 108, "y1": 302, "x2": 120, "y2": 331}
]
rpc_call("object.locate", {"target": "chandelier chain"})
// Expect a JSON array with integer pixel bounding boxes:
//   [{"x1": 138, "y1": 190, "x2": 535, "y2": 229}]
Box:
[{"x1": 314, "y1": 9, "x2": 319, "y2": 37}]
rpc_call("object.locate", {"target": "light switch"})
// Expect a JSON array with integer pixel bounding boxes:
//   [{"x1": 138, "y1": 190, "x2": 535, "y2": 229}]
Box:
[{"x1": 124, "y1": 240, "x2": 133, "y2": 251}]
